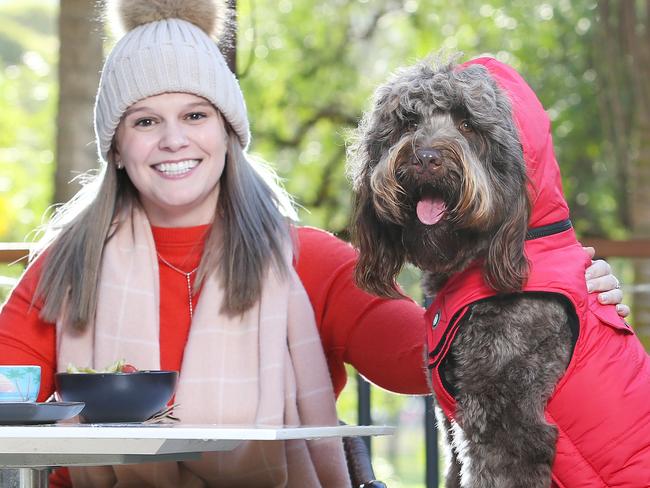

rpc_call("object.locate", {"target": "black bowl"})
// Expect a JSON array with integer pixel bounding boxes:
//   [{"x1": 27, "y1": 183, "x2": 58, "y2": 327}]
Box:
[{"x1": 55, "y1": 371, "x2": 178, "y2": 423}]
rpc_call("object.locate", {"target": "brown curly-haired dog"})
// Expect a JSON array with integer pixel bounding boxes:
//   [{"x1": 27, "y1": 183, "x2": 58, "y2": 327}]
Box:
[
  {"x1": 347, "y1": 57, "x2": 650, "y2": 487},
  {"x1": 348, "y1": 58, "x2": 530, "y2": 299}
]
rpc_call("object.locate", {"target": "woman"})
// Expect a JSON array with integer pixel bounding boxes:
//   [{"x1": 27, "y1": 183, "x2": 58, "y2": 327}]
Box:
[{"x1": 0, "y1": 0, "x2": 626, "y2": 487}]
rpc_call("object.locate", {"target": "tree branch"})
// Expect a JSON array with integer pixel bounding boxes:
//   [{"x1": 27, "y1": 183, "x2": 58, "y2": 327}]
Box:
[{"x1": 260, "y1": 106, "x2": 358, "y2": 147}]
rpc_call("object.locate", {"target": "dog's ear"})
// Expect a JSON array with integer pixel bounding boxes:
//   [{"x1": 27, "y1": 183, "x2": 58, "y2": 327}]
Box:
[
  {"x1": 351, "y1": 187, "x2": 406, "y2": 299},
  {"x1": 484, "y1": 190, "x2": 530, "y2": 292}
]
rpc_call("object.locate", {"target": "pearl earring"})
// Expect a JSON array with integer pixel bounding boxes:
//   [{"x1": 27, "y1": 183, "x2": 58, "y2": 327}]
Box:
[{"x1": 116, "y1": 161, "x2": 123, "y2": 170}]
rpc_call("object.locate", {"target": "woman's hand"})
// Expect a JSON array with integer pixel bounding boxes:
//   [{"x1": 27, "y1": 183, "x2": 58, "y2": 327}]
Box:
[{"x1": 583, "y1": 246, "x2": 629, "y2": 318}]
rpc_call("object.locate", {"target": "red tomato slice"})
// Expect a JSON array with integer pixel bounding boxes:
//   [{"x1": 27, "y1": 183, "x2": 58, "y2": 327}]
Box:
[{"x1": 120, "y1": 364, "x2": 138, "y2": 373}]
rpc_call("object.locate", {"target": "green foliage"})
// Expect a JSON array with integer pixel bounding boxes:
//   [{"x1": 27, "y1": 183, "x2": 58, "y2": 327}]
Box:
[
  {"x1": 0, "y1": 0, "x2": 639, "y2": 351},
  {"x1": 338, "y1": 366, "x2": 429, "y2": 486},
  {"x1": 238, "y1": 0, "x2": 623, "y2": 243},
  {"x1": 0, "y1": 0, "x2": 629, "y2": 249},
  {"x1": 0, "y1": 0, "x2": 57, "y2": 243}
]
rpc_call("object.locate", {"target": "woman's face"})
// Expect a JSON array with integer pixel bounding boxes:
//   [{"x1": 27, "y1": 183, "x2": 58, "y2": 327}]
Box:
[{"x1": 114, "y1": 92, "x2": 228, "y2": 227}]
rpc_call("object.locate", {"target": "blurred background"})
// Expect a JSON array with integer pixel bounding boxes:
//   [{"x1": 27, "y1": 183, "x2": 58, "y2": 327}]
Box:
[{"x1": 0, "y1": 1, "x2": 648, "y2": 486}]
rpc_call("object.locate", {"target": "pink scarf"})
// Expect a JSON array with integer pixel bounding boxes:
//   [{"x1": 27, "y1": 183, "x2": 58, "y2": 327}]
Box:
[{"x1": 56, "y1": 208, "x2": 350, "y2": 487}]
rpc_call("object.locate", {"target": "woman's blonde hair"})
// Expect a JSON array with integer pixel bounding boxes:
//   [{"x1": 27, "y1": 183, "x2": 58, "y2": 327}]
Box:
[{"x1": 34, "y1": 123, "x2": 296, "y2": 330}]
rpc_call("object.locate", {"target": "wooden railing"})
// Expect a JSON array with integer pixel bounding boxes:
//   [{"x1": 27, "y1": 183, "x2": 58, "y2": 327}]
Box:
[
  {"x1": 580, "y1": 238, "x2": 650, "y2": 259},
  {"x1": 0, "y1": 243, "x2": 35, "y2": 264},
  {"x1": 3, "y1": 239, "x2": 650, "y2": 264}
]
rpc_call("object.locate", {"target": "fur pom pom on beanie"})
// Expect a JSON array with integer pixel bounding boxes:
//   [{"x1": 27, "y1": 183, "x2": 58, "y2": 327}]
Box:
[{"x1": 94, "y1": 0, "x2": 250, "y2": 162}]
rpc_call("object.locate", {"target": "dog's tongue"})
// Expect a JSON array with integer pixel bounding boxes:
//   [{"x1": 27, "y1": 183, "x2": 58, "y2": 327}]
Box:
[{"x1": 416, "y1": 197, "x2": 446, "y2": 225}]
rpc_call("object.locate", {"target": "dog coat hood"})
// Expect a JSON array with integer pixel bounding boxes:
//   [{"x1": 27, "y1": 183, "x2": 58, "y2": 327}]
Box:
[
  {"x1": 426, "y1": 57, "x2": 650, "y2": 487},
  {"x1": 471, "y1": 58, "x2": 571, "y2": 229}
]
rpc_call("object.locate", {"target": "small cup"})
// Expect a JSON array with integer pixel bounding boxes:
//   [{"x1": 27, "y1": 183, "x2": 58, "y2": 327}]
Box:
[{"x1": 0, "y1": 365, "x2": 41, "y2": 402}]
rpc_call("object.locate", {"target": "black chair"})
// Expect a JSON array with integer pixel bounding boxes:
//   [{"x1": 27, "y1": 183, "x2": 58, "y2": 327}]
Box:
[{"x1": 342, "y1": 428, "x2": 387, "y2": 488}]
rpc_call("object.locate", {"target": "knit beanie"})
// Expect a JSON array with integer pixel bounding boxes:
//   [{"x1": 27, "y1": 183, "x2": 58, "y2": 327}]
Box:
[{"x1": 94, "y1": 0, "x2": 250, "y2": 162}]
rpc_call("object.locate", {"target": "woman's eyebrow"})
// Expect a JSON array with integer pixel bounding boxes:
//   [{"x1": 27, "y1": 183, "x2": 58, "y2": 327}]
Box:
[
  {"x1": 123, "y1": 101, "x2": 214, "y2": 118},
  {"x1": 184, "y1": 101, "x2": 214, "y2": 110},
  {"x1": 123, "y1": 106, "x2": 152, "y2": 118}
]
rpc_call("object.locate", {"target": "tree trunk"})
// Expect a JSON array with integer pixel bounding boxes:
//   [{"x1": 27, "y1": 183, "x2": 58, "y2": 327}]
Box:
[
  {"x1": 54, "y1": 0, "x2": 103, "y2": 204},
  {"x1": 631, "y1": 117, "x2": 650, "y2": 347},
  {"x1": 220, "y1": 0, "x2": 237, "y2": 74},
  {"x1": 596, "y1": 0, "x2": 650, "y2": 348}
]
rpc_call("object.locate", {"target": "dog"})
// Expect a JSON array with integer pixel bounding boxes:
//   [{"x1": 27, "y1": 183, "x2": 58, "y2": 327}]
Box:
[{"x1": 347, "y1": 57, "x2": 650, "y2": 487}]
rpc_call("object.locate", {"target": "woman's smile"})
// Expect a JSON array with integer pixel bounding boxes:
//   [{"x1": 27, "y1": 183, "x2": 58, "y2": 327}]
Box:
[{"x1": 152, "y1": 158, "x2": 202, "y2": 178}]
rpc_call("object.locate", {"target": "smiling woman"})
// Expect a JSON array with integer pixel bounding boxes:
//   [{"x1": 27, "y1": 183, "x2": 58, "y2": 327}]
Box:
[{"x1": 0, "y1": 0, "x2": 352, "y2": 485}]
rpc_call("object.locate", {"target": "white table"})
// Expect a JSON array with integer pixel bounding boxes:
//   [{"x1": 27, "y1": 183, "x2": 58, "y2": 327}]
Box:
[{"x1": 0, "y1": 424, "x2": 394, "y2": 487}]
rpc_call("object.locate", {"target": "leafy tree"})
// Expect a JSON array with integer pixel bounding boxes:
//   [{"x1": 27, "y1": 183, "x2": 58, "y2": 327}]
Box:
[
  {"x1": 0, "y1": 1, "x2": 57, "y2": 239},
  {"x1": 0, "y1": 1, "x2": 57, "y2": 292},
  {"x1": 239, "y1": 1, "x2": 625, "y2": 235}
]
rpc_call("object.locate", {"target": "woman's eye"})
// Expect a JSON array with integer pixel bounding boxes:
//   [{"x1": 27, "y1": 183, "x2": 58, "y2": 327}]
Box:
[
  {"x1": 458, "y1": 120, "x2": 472, "y2": 132},
  {"x1": 186, "y1": 112, "x2": 207, "y2": 121},
  {"x1": 134, "y1": 118, "x2": 155, "y2": 127}
]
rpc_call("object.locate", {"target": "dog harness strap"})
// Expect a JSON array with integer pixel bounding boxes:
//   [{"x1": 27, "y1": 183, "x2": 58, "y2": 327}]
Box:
[
  {"x1": 426, "y1": 302, "x2": 471, "y2": 419},
  {"x1": 426, "y1": 305, "x2": 470, "y2": 369},
  {"x1": 525, "y1": 219, "x2": 572, "y2": 240}
]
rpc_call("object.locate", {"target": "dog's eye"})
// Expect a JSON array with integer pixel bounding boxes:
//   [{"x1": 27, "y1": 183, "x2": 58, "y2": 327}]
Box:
[{"x1": 458, "y1": 120, "x2": 472, "y2": 133}]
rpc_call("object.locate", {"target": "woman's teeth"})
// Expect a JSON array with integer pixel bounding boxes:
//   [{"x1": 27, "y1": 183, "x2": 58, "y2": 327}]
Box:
[{"x1": 154, "y1": 159, "x2": 200, "y2": 176}]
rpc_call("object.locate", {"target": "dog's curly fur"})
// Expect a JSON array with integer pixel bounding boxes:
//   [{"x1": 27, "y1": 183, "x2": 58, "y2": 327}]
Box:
[
  {"x1": 347, "y1": 58, "x2": 532, "y2": 298},
  {"x1": 348, "y1": 59, "x2": 574, "y2": 487}
]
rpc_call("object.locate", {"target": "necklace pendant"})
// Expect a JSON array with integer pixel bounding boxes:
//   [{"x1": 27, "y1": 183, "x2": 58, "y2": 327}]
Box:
[
  {"x1": 186, "y1": 273, "x2": 193, "y2": 320},
  {"x1": 156, "y1": 252, "x2": 198, "y2": 322}
]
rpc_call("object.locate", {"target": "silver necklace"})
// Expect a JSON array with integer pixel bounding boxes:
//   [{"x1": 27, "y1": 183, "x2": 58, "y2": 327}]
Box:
[{"x1": 157, "y1": 253, "x2": 199, "y2": 319}]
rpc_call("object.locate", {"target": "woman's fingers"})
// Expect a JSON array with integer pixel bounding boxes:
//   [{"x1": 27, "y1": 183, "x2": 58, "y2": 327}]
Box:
[
  {"x1": 583, "y1": 251, "x2": 629, "y2": 318},
  {"x1": 597, "y1": 287, "x2": 622, "y2": 304},
  {"x1": 583, "y1": 246, "x2": 596, "y2": 259},
  {"x1": 615, "y1": 304, "x2": 630, "y2": 318},
  {"x1": 585, "y1": 259, "x2": 613, "y2": 289},
  {"x1": 596, "y1": 285, "x2": 630, "y2": 318},
  {"x1": 587, "y1": 274, "x2": 620, "y2": 295}
]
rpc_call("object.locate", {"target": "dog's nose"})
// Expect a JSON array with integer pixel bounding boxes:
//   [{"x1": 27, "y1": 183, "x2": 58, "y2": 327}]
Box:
[{"x1": 416, "y1": 148, "x2": 442, "y2": 166}]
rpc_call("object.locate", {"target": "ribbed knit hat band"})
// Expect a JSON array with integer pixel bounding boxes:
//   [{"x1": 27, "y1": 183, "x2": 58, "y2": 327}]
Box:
[{"x1": 94, "y1": 17, "x2": 250, "y2": 162}]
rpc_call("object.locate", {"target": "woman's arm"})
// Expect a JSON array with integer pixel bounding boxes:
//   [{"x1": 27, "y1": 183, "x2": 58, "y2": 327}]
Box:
[
  {"x1": 294, "y1": 227, "x2": 629, "y2": 397},
  {"x1": 295, "y1": 227, "x2": 430, "y2": 396},
  {"x1": 0, "y1": 258, "x2": 57, "y2": 402}
]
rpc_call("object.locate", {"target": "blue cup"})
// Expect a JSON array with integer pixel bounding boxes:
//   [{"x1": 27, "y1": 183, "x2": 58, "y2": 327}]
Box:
[{"x1": 0, "y1": 365, "x2": 41, "y2": 402}]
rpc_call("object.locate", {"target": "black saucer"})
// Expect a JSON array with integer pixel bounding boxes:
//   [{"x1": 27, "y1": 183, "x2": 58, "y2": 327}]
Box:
[{"x1": 0, "y1": 401, "x2": 85, "y2": 425}]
